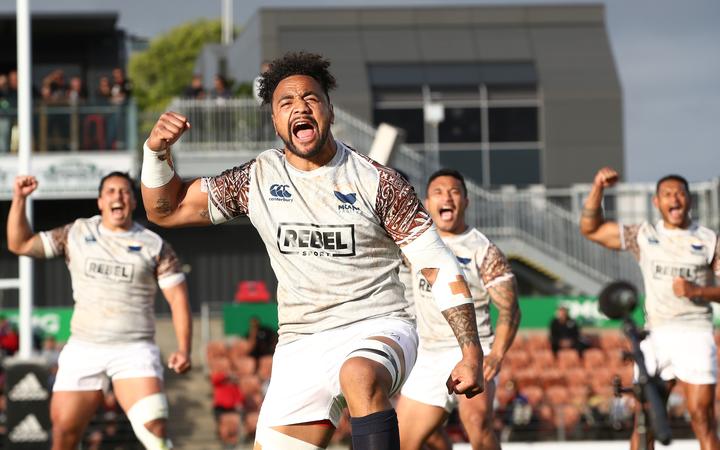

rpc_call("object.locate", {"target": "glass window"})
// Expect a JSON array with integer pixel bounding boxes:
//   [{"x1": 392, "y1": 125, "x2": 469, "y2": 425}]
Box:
[
  {"x1": 373, "y1": 108, "x2": 424, "y2": 144},
  {"x1": 439, "y1": 107, "x2": 481, "y2": 143},
  {"x1": 489, "y1": 149, "x2": 541, "y2": 186},
  {"x1": 488, "y1": 107, "x2": 538, "y2": 142},
  {"x1": 438, "y1": 150, "x2": 484, "y2": 186}
]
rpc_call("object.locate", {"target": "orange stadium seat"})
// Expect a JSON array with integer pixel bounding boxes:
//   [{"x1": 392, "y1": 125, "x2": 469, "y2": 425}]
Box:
[
  {"x1": 526, "y1": 334, "x2": 551, "y2": 352},
  {"x1": 209, "y1": 356, "x2": 232, "y2": 374},
  {"x1": 239, "y1": 374, "x2": 263, "y2": 396},
  {"x1": 554, "y1": 404, "x2": 582, "y2": 431},
  {"x1": 557, "y1": 349, "x2": 581, "y2": 369},
  {"x1": 514, "y1": 367, "x2": 540, "y2": 389},
  {"x1": 505, "y1": 349, "x2": 531, "y2": 370},
  {"x1": 539, "y1": 368, "x2": 565, "y2": 388},
  {"x1": 531, "y1": 349, "x2": 554, "y2": 369},
  {"x1": 546, "y1": 385, "x2": 570, "y2": 406},
  {"x1": 583, "y1": 348, "x2": 606, "y2": 370},
  {"x1": 520, "y1": 385, "x2": 544, "y2": 408},
  {"x1": 564, "y1": 367, "x2": 587, "y2": 387}
]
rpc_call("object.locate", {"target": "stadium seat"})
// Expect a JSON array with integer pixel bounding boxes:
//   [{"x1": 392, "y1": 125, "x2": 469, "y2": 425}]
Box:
[
  {"x1": 520, "y1": 385, "x2": 544, "y2": 408},
  {"x1": 531, "y1": 349, "x2": 554, "y2": 369},
  {"x1": 526, "y1": 334, "x2": 551, "y2": 352},
  {"x1": 583, "y1": 348, "x2": 606, "y2": 370},
  {"x1": 564, "y1": 367, "x2": 586, "y2": 387},
  {"x1": 505, "y1": 349, "x2": 531, "y2": 370},
  {"x1": 546, "y1": 385, "x2": 570, "y2": 406},
  {"x1": 539, "y1": 368, "x2": 564, "y2": 388},
  {"x1": 234, "y1": 280, "x2": 271, "y2": 302},
  {"x1": 239, "y1": 375, "x2": 262, "y2": 396},
  {"x1": 557, "y1": 349, "x2": 581, "y2": 369}
]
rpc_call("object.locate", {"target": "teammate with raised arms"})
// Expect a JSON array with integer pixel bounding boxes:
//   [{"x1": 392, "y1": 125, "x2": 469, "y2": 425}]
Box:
[
  {"x1": 397, "y1": 169, "x2": 520, "y2": 450},
  {"x1": 580, "y1": 167, "x2": 720, "y2": 450},
  {"x1": 7, "y1": 172, "x2": 192, "y2": 450}
]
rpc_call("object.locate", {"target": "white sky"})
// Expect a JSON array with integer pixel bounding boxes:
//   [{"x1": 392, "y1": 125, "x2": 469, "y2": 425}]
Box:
[{"x1": 2, "y1": 0, "x2": 718, "y2": 182}]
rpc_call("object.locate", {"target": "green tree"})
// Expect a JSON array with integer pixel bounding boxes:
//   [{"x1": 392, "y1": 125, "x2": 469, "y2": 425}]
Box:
[{"x1": 129, "y1": 19, "x2": 222, "y2": 112}]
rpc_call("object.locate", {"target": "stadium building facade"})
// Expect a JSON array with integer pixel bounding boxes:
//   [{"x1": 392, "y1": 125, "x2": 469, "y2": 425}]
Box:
[{"x1": 197, "y1": 4, "x2": 623, "y2": 188}]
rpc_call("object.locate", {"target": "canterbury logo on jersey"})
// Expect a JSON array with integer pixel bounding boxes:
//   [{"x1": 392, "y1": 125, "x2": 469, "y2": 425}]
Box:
[
  {"x1": 269, "y1": 184, "x2": 292, "y2": 201},
  {"x1": 85, "y1": 258, "x2": 134, "y2": 283},
  {"x1": 277, "y1": 223, "x2": 355, "y2": 256}
]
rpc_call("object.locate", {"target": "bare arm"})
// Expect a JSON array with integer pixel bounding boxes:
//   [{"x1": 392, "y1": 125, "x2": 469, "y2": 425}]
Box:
[
  {"x1": 162, "y1": 281, "x2": 192, "y2": 374},
  {"x1": 141, "y1": 112, "x2": 211, "y2": 227},
  {"x1": 579, "y1": 167, "x2": 623, "y2": 249},
  {"x1": 7, "y1": 176, "x2": 46, "y2": 257}
]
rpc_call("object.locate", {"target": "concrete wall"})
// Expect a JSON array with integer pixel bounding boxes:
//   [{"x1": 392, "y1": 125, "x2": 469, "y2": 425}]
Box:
[{"x1": 222, "y1": 4, "x2": 623, "y2": 186}]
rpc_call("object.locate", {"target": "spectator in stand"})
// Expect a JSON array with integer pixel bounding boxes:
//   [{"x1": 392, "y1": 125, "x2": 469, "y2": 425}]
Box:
[
  {"x1": 211, "y1": 74, "x2": 231, "y2": 99},
  {"x1": 97, "y1": 76, "x2": 112, "y2": 103},
  {"x1": 183, "y1": 74, "x2": 205, "y2": 99},
  {"x1": 110, "y1": 67, "x2": 132, "y2": 105},
  {"x1": 211, "y1": 370, "x2": 245, "y2": 448},
  {"x1": 7, "y1": 70, "x2": 18, "y2": 106},
  {"x1": 41, "y1": 69, "x2": 68, "y2": 103},
  {"x1": 550, "y1": 306, "x2": 584, "y2": 355},
  {"x1": 247, "y1": 316, "x2": 277, "y2": 360},
  {"x1": 67, "y1": 76, "x2": 86, "y2": 105}
]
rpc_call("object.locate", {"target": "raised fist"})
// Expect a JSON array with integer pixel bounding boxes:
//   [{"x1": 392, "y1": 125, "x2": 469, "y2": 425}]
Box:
[
  {"x1": 147, "y1": 111, "x2": 191, "y2": 151},
  {"x1": 13, "y1": 175, "x2": 38, "y2": 199},
  {"x1": 594, "y1": 167, "x2": 619, "y2": 188}
]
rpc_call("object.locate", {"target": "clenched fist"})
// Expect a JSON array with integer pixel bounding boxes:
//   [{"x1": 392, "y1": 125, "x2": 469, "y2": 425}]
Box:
[
  {"x1": 13, "y1": 175, "x2": 38, "y2": 199},
  {"x1": 147, "y1": 111, "x2": 191, "y2": 151},
  {"x1": 446, "y1": 356, "x2": 484, "y2": 398},
  {"x1": 593, "y1": 167, "x2": 619, "y2": 188}
]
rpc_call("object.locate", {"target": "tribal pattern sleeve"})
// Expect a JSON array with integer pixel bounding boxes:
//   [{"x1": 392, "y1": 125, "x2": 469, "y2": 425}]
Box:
[
  {"x1": 374, "y1": 165, "x2": 432, "y2": 246},
  {"x1": 478, "y1": 243, "x2": 514, "y2": 288},
  {"x1": 40, "y1": 223, "x2": 73, "y2": 259},
  {"x1": 203, "y1": 160, "x2": 254, "y2": 223},
  {"x1": 156, "y1": 242, "x2": 183, "y2": 278},
  {"x1": 620, "y1": 224, "x2": 641, "y2": 260}
]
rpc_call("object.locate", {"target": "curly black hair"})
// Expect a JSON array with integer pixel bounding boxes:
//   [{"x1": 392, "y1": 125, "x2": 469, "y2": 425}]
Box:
[{"x1": 258, "y1": 52, "x2": 337, "y2": 105}]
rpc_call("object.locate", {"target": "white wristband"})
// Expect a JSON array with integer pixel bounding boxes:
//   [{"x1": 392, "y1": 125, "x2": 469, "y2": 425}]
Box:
[{"x1": 141, "y1": 140, "x2": 175, "y2": 188}]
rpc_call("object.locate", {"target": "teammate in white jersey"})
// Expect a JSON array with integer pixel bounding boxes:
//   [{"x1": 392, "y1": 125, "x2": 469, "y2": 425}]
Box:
[
  {"x1": 396, "y1": 169, "x2": 520, "y2": 450},
  {"x1": 580, "y1": 167, "x2": 720, "y2": 450},
  {"x1": 140, "y1": 52, "x2": 483, "y2": 450},
  {"x1": 6, "y1": 172, "x2": 192, "y2": 450}
]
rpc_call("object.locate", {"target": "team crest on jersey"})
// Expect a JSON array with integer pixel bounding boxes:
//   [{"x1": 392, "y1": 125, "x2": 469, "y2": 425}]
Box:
[
  {"x1": 334, "y1": 191, "x2": 361, "y2": 213},
  {"x1": 456, "y1": 256, "x2": 472, "y2": 266},
  {"x1": 690, "y1": 241, "x2": 705, "y2": 254},
  {"x1": 84, "y1": 235, "x2": 96, "y2": 243},
  {"x1": 269, "y1": 184, "x2": 292, "y2": 202},
  {"x1": 647, "y1": 236, "x2": 659, "y2": 245}
]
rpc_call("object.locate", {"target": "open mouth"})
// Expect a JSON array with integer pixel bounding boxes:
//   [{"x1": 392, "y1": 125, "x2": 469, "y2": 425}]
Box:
[
  {"x1": 291, "y1": 119, "x2": 317, "y2": 143},
  {"x1": 668, "y1": 205, "x2": 684, "y2": 220},
  {"x1": 438, "y1": 206, "x2": 454, "y2": 221},
  {"x1": 110, "y1": 203, "x2": 125, "y2": 218}
]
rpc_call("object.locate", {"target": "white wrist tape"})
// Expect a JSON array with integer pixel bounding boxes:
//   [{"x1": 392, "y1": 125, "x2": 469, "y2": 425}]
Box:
[
  {"x1": 141, "y1": 140, "x2": 175, "y2": 188},
  {"x1": 401, "y1": 225, "x2": 473, "y2": 311}
]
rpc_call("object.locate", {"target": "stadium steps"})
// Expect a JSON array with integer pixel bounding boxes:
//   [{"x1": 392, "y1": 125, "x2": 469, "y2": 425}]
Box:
[{"x1": 155, "y1": 316, "x2": 223, "y2": 449}]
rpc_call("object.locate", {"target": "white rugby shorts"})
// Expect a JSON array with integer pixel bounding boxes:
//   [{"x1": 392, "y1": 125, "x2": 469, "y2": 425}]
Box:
[
  {"x1": 636, "y1": 326, "x2": 717, "y2": 385},
  {"x1": 257, "y1": 317, "x2": 418, "y2": 428},
  {"x1": 401, "y1": 340, "x2": 493, "y2": 412},
  {"x1": 53, "y1": 338, "x2": 164, "y2": 392}
]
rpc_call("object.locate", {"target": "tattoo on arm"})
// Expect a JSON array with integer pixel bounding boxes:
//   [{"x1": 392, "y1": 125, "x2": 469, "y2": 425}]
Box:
[
  {"x1": 489, "y1": 278, "x2": 521, "y2": 328},
  {"x1": 581, "y1": 207, "x2": 602, "y2": 218},
  {"x1": 155, "y1": 198, "x2": 172, "y2": 215},
  {"x1": 442, "y1": 303, "x2": 481, "y2": 349},
  {"x1": 199, "y1": 209, "x2": 209, "y2": 219}
]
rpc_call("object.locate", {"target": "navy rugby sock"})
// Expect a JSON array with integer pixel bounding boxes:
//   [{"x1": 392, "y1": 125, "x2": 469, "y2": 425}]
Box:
[{"x1": 350, "y1": 409, "x2": 399, "y2": 450}]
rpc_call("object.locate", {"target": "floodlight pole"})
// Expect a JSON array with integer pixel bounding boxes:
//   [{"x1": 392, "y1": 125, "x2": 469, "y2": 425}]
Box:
[{"x1": 17, "y1": 0, "x2": 34, "y2": 359}]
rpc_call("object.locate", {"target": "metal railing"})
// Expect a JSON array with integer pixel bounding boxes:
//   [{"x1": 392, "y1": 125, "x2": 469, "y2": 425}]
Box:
[
  {"x1": 0, "y1": 102, "x2": 137, "y2": 153},
  {"x1": 166, "y1": 97, "x2": 720, "y2": 292}
]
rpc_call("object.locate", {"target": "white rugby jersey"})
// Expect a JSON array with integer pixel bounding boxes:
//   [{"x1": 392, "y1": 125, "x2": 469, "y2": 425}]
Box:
[
  {"x1": 412, "y1": 228, "x2": 512, "y2": 350},
  {"x1": 621, "y1": 221, "x2": 720, "y2": 330},
  {"x1": 39, "y1": 216, "x2": 185, "y2": 343},
  {"x1": 203, "y1": 141, "x2": 429, "y2": 345}
]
